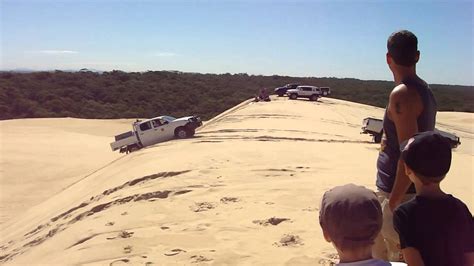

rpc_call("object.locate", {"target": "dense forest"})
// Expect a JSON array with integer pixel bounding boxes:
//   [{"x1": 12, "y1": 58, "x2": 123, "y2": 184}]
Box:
[{"x1": 0, "y1": 70, "x2": 472, "y2": 120}]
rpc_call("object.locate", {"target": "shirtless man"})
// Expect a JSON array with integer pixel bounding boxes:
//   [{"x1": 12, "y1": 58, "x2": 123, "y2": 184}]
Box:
[{"x1": 373, "y1": 30, "x2": 437, "y2": 261}]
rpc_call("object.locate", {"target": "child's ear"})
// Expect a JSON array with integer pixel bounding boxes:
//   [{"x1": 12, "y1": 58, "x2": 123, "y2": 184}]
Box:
[{"x1": 322, "y1": 229, "x2": 332, "y2": 243}]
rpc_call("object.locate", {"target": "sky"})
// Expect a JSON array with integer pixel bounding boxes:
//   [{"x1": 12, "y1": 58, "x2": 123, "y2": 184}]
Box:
[{"x1": 1, "y1": 0, "x2": 473, "y2": 85}]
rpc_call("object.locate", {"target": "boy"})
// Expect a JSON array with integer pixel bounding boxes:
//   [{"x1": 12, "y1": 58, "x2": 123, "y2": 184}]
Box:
[
  {"x1": 394, "y1": 131, "x2": 474, "y2": 265},
  {"x1": 319, "y1": 184, "x2": 406, "y2": 265}
]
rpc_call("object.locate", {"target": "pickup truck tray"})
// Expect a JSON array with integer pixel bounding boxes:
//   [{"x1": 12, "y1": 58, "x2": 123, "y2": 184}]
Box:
[{"x1": 115, "y1": 131, "x2": 134, "y2": 141}]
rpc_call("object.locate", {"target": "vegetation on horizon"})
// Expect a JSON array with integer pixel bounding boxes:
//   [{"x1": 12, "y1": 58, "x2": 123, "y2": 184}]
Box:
[{"x1": 0, "y1": 70, "x2": 472, "y2": 120}]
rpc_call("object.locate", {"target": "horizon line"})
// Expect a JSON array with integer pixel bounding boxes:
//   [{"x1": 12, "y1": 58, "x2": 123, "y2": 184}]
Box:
[{"x1": 1, "y1": 68, "x2": 473, "y2": 87}]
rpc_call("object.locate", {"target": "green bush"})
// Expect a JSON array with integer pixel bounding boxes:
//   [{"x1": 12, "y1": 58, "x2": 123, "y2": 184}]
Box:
[{"x1": 0, "y1": 71, "x2": 472, "y2": 120}]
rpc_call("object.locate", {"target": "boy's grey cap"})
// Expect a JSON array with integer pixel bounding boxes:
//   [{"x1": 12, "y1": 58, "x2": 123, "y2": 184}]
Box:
[
  {"x1": 319, "y1": 184, "x2": 382, "y2": 250},
  {"x1": 401, "y1": 131, "x2": 452, "y2": 177}
]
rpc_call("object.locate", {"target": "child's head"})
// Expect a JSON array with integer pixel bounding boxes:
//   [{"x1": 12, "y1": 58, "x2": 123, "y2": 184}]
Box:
[
  {"x1": 401, "y1": 131, "x2": 452, "y2": 185},
  {"x1": 319, "y1": 184, "x2": 382, "y2": 252}
]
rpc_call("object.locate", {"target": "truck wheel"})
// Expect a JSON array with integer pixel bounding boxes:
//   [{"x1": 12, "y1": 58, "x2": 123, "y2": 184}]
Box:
[
  {"x1": 374, "y1": 134, "x2": 382, "y2": 143},
  {"x1": 175, "y1": 127, "x2": 188, "y2": 139},
  {"x1": 310, "y1": 95, "x2": 318, "y2": 101},
  {"x1": 289, "y1": 94, "x2": 297, "y2": 100},
  {"x1": 278, "y1": 93, "x2": 284, "y2": 97}
]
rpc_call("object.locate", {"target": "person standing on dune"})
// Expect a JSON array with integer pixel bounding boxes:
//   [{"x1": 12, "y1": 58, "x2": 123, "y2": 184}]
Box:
[{"x1": 372, "y1": 30, "x2": 437, "y2": 261}]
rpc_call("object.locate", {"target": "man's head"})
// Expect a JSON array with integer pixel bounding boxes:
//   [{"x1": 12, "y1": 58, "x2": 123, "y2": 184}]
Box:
[
  {"x1": 387, "y1": 30, "x2": 420, "y2": 67},
  {"x1": 319, "y1": 184, "x2": 382, "y2": 252},
  {"x1": 401, "y1": 131, "x2": 452, "y2": 184}
]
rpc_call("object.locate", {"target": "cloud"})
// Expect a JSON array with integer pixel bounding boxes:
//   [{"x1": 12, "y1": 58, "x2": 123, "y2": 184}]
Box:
[
  {"x1": 153, "y1": 52, "x2": 179, "y2": 57},
  {"x1": 28, "y1": 50, "x2": 79, "y2": 54},
  {"x1": 40, "y1": 50, "x2": 78, "y2": 54}
]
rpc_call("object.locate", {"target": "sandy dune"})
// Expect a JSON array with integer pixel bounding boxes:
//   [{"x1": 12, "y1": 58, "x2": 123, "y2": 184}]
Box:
[
  {"x1": 0, "y1": 118, "x2": 134, "y2": 225},
  {"x1": 0, "y1": 97, "x2": 472, "y2": 265}
]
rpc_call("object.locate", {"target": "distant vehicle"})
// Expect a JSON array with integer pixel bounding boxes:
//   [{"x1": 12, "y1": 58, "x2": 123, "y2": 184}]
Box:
[
  {"x1": 361, "y1": 117, "x2": 384, "y2": 143},
  {"x1": 274, "y1": 83, "x2": 300, "y2": 97},
  {"x1": 320, "y1": 87, "x2": 331, "y2": 96},
  {"x1": 110, "y1": 115, "x2": 202, "y2": 153},
  {"x1": 287, "y1": 85, "x2": 322, "y2": 101},
  {"x1": 361, "y1": 117, "x2": 461, "y2": 148}
]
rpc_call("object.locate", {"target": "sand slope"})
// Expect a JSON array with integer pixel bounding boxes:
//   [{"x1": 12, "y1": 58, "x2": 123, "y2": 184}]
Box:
[
  {"x1": 0, "y1": 97, "x2": 472, "y2": 265},
  {"x1": 0, "y1": 118, "x2": 135, "y2": 225}
]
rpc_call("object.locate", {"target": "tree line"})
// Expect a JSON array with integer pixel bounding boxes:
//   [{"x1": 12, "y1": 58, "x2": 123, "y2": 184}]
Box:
[{"x1": 0, "y1": 70, "x2": 472, "y2": 120}]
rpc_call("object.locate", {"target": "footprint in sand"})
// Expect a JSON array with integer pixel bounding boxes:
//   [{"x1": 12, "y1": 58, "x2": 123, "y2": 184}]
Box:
[
  {"x1": 190, "y1": 202, "x2": 216, "y2": 212},
  {"x1": 107, "y1": 230, "x2": 134, "y2": 240},
  {"x1": 295, "y1": 166, "x2": 310, "y2": 169},
  {"x1": 109, "y1": 258, "x2": 130, "y2": 265},
  {"x1": 105, "y1": 221, "x2": 115, "y2": 226},
  {"x1": 121, "y1": 212, "x2": 128, "y2": 216},
  {"x1": 164, "y1": 248, "x2": 187, "y2": 256},
  {"x1": 253, "y1": 217, "x2": 290, "y2": 226},
  {"x1": 318, "y1": 252, "x2": 339, "y2": 265},
  {"x1": 190, "y1": 255, "x2": 212, "y2": 263},
  {"x1": 123, "y1": 245, "x2": 133, "y2": 254},
  {"x1": 119, "y1": 231, "x2": 134, "y2": 238},
  {"x1": 274, "y1": 234, "x2": 303, "y2": 247},
  {"x1": 220, "y1": 197, "x2": 240, "y2": 204}
]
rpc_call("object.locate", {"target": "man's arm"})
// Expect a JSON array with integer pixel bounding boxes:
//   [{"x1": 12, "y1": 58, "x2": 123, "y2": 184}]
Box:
[
  {"x1": 402, "y1": 247, "x2": 425, "y2": 266},
  {"x1": 464, "y1": 252, "x2": 474, "y2": 266},
  {"x1": 388, "y1": 85, "x2": 422, "y2": 211}
]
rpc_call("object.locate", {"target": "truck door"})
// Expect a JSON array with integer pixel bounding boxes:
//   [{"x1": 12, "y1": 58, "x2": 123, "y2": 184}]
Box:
[
  {"x1": 136, "y1": 121, "x2": 161, "y2": 147},
  {"x1": 301, "y1": 86, "x2": 312, "y2": 96},
  {"x1": 151, "y1": 118, "x2": 174, "y2": 142}
]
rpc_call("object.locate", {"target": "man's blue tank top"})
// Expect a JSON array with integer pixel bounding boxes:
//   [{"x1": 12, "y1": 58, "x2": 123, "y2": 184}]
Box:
[{"x1": 376, "y1": 77, "x2": 437, "y2": 193}]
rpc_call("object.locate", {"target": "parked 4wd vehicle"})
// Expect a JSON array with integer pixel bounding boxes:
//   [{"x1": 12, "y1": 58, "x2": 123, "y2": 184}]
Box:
[
  {"x1": 287, "y1": 85, "x2": 322, "y2": 101},
  {"x1": 274, "y1": 83, "x2": 299, "y2": 97}
]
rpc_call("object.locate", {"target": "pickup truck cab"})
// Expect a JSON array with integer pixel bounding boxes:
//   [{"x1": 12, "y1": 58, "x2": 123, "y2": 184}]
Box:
[
  {"x1": 110, "y1": 115, "x2": 202, "y2": 153},
  {"x1": 287, "y1": 85, "x2": 322, "y2": 101}
]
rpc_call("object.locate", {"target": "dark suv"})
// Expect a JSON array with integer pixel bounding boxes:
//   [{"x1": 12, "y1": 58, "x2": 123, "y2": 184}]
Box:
[{"x1": 274, "y1": 83, "x2": 299, "y2": 97}]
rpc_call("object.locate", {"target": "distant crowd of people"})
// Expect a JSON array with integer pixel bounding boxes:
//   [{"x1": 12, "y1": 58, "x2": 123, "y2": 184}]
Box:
[{"x1": 318, "y1": 30, "x2": 473, "y2": 266}]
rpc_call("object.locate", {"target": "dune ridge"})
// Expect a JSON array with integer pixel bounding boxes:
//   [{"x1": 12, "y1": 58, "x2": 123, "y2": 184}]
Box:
[{"x1": 0, "y1": 97, "x2": 472, "y2": 265}]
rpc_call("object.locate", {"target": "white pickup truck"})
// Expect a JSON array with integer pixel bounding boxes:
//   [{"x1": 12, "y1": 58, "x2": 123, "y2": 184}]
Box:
[
  {"x1": 110, "y1": 115, "x2": 202, "y2": 153},
  {"x1": 361, "y1": 117, "x2": 461, "y2": 148}
]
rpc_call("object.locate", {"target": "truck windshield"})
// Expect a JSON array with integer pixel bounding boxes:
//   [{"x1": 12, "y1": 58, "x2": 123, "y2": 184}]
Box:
[{"x1": 162, "y1": 116, "x2": 176, "y2": 122}]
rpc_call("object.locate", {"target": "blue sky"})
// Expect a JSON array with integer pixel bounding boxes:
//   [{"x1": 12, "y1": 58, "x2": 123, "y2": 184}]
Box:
[{"x1": 1, "y1": 0, "x2": 473, "y2": 85}]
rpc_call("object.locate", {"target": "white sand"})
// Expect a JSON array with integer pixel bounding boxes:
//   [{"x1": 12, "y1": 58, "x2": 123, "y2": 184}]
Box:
[
  {"x1": 0, "y1": 118, "x2": 134, "y2": 225},
  {"x1": 0, "y1": 97, "x2": 472, "y2": 265}
]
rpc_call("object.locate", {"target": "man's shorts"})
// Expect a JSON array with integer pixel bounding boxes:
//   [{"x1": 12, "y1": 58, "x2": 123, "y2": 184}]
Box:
[{"x1": 373, "y1": 190, "x2": 416, "y2": 261}]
